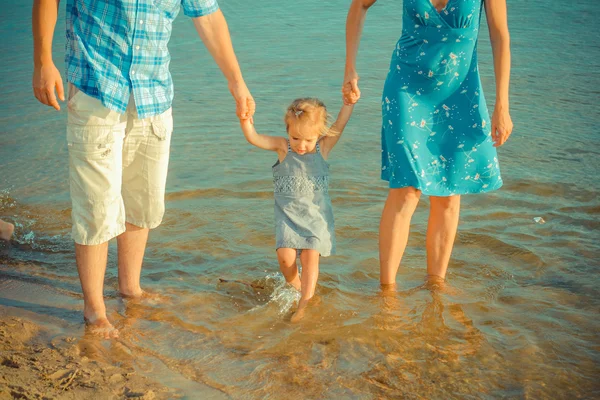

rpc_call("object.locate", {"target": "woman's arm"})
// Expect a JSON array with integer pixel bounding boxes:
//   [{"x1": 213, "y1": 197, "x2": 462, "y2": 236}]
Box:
[
  {"x1": 343, "y1": 0, "x2": 377, "y2": 105},
  {"x1": 484, "y1": 0, "x2": 513, "y2": 147},
  {"x1": 240, "y1": 119, "x2": 287, "y2": 154},
  {"x1": 320, "y1": 104, "x2": 355, "y2": 159}
]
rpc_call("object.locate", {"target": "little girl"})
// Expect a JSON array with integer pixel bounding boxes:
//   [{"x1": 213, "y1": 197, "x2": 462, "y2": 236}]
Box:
[{"x1": 240, "y1": 98, "x2": 353, "y2": 321}]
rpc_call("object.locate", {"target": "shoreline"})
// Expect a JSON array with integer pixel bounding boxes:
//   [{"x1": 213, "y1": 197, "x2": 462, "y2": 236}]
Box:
[
  {"x1": 0, "y1": 307, "x2": 175, "y2": 400},
  {"x1": 0, "y1": 272, "x2": 230, "y2": 400}
]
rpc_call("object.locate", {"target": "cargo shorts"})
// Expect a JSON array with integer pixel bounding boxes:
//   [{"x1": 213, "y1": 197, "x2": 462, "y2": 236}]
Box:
[{"x1": 66, "y1": 84, "x2": 173, "y2": 245}]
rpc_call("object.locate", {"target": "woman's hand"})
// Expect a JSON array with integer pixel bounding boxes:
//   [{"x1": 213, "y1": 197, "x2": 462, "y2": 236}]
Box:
[
  {"x1": 342, "y1": 70, "x2": 361, "y2": 105},
  {"x1": 491, "y1": 104, "x2": 513, "y2": 147}
]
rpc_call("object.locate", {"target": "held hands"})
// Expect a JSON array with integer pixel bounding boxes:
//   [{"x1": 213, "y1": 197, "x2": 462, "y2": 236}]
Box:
[
  {"x1": 32, "y1": 61, "x2": 64, "y2": 111},
  {"x1": 229, "y1": 80, "x2": 256, "y2": 121},
  {"x1": 239, "y1": 115, "x2": 254, "y2": 129},
  {"x1": 342, "y1": 70, "x2": 361, "y2": 105},
  {"x1": 491, "y1": 104, "x2": 513, "y2": 147}
]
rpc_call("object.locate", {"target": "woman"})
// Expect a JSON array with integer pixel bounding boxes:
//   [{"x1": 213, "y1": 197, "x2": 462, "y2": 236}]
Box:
[{"x1": 343, "y1": 0, "x2": 513, "y2": 286}]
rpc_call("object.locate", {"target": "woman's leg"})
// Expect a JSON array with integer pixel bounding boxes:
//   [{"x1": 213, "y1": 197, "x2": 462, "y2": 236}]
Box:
[
  {"x1": 426, "y1": 195, "x2": 461, "y2": 280},
  {"x1": 276, "y1": 248, "x2": 301, "y2": 291},
  {"x1": 379, "y1": 187, "x2": 421, "y2": 285}
]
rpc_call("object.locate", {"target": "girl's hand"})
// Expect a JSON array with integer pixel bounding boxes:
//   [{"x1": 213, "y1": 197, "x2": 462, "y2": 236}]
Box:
[
  {"x1": 342, "y1": 70, "x2": 361, "y2": 105},
  {"x1": 491, "y1": 105, "x2": 513, "y2": 147},
  {"x1": 239, "y1": 116, "x2": 254, "y2": 126}
]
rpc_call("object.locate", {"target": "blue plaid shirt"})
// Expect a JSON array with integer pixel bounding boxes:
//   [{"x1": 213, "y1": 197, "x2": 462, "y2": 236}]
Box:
[{"x1": 66, "y1": 0, "x2": 219, "y2": 119}]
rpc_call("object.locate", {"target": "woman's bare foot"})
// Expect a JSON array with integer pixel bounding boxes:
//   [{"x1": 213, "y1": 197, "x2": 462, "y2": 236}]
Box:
[
  {"x1": 84, "y1": 316, "x2": 119, "y2": 339},
  {"x1": 426, "y1": 274, "x2": 445, "y2": 285},
  {"x1": 424, "y1": 274, "x2": 459, "y2": 295},
  {"x1": 0, "y1": 220, "x2": 14, "y2": 241}
]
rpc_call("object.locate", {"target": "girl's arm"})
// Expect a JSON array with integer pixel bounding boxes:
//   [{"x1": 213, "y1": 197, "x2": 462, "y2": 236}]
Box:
[
  {"x1": 240, "y1": 119, "x2": 287, "y2": 155},
  {"x1": 484, "y1": 0, "x2": 513, "y2": 147},
  {"x1": 343, "y1": 0, "x2": 377, "y2": 105},
  {"x1": 320, "y1": 104, "x2": 354, "y2": 159}
]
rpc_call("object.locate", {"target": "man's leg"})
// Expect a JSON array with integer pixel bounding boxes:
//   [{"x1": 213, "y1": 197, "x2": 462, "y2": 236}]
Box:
[
  {"x1": 75, "y1": 242, "x2": 118, "y2": 337},
  {"x1": 119, "y1": 105, "x2": 173, "y2": 297},
  {"x1": 67, "y1": 84, "x2": 127, "y2": 336},
  {"x1": 117, "y1": 223, "x2": 149, "y2": 297}
]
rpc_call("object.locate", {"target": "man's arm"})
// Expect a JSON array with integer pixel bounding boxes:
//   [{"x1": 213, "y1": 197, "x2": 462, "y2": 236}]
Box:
[
  {"x1": 32, "y1": 0, "x2": 64, "y2": 111},
  {"x1": 192, "y1": 10, "x2": 255, "y2": 120}
]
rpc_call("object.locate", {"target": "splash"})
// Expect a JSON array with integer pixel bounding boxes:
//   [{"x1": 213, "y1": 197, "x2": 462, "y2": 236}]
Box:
[{"x1": 252, "y1": 273, "x2": 300, "y2": 315}]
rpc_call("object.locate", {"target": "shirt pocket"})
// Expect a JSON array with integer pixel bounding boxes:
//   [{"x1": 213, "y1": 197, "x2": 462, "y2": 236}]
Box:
[{"x1": 153, "y1": 0, "x2": 181, "y2": 18}]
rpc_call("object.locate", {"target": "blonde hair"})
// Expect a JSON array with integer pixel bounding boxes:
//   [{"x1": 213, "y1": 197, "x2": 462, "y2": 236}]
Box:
[{"x1": 284, "y1": 98, "x2": 338, "y2": 138}]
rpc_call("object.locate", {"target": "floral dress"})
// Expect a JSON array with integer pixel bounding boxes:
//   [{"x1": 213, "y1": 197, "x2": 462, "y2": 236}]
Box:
[{"x1": 381, "y1": 0, "x2": 502, "y2": 195}]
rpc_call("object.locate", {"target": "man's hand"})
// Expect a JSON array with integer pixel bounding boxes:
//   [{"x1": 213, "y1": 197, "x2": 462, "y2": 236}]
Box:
[
  {"x1": 33, "y1": 61, "x2": 64, "y2": 111},
  {"x1": 229, "y1": 81, "x2": 255, "y2": 120}
]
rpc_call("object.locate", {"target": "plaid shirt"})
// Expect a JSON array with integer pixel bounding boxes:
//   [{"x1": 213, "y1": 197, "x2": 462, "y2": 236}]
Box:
[{"x1": 65, "y1": 0, "x2": 219, "y2": 119}]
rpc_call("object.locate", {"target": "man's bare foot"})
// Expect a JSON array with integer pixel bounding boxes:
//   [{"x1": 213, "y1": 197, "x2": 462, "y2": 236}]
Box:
[
  {"x1": 84, "y1": 316, "x2": 119, "y2": 339},
  {"x1": 0, "y1": 220, "x2": 14, "y2": 241},
  {"x1": 120, "y1": 289, "x2": 169, "y2": 307}
]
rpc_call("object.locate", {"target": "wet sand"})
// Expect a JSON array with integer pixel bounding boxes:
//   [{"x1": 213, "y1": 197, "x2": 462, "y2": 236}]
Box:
[{"x1": 0, "y1": 312, "x2": 172, "y2": 400}]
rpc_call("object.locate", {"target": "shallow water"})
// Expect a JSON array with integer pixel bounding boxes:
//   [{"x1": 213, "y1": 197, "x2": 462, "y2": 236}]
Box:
[{"x1": 1, "y1": 0, "x2": 599, "y2": 398}]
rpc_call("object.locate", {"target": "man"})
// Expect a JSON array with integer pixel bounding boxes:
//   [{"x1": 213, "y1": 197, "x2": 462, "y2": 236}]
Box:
[{"x1": 32, "y1": 0, "x2": 255, "y2": 337}]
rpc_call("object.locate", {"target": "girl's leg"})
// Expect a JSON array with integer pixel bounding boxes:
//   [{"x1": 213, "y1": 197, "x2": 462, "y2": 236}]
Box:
[
  {"x1": 379, "y1": 187, "x2": 421, "y2": 286},
  {"x1": 276, "y1": 248, "x2": 301, "y2": 291},
  {"x1": 291, "y1": 249, "x2": 320, "y2": 322},
  {"x1": 426, "y1": 195, "x2": 461, "y2": 280}
]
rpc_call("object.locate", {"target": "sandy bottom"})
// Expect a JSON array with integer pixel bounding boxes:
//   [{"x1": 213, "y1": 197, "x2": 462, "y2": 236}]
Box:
[{"x1": 0, "y1": 310, "x2": 174, "y2": 400}]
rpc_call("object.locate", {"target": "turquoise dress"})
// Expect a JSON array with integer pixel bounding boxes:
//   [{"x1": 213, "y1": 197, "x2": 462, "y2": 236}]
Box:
[
  {"x1": 272, "y1": 142, "x2": 335, "y2": 257},
  {"x1": 381, "y1": 0, "x2": 503, "y2": 195}
]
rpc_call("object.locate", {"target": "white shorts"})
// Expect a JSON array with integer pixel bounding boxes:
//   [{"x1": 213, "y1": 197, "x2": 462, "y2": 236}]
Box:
[{"x1": 67, "y1": 84, "x2": 173, "y2": 245}]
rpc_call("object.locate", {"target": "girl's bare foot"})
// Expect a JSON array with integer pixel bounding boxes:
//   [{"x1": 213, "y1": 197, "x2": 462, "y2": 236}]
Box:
[
  {"x1": 290, "y1": 297, "x2": 312, "y2": 323},
  {"x1": 287, "y1": 276, "x2": 301, "y2": 292},
  {"x1": 0, "y1": 220, "x2": 14, "y2": 241}
]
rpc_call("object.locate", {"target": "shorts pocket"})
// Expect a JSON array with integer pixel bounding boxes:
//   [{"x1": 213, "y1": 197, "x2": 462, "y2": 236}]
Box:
[
  {"x1": 149, "y1": 108, "x2": 173, "y2": 154},
  {"x1": 67, "y1": 126, "x2": 119, "y2": 161}
]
